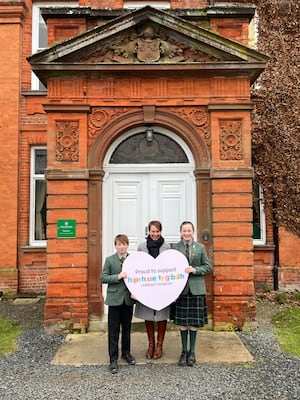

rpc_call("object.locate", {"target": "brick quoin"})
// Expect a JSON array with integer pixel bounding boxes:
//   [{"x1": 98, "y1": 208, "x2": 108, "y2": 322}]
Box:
[
  {"x1": 213, "y1": 208, "x2": 253, "y2": 223},
  {"x1": 214, "y1": 237, "x2": 253, "y2": 251},
  {"x1": 47, "y1": 253, "x2": 88, "y2": 268},
  {"x1": 214, "y1": 252, "x2": 253, "y2": 266},
  {"x1": 47, "y1": 180, "x2": 88, "y2": 195},
  {"x1": 214, "y1": 266, "x2": 254, "y2": 281},
  {"x1": 47, "y1": 194, "x2": 88, "y2": 209},
  {"x1": 47, "y1": 268, "x2": 87, "y2": 283},
  {"x1": 213, "y1": 193, "x2": 253, "y2": 208},
  {"x1": 212, "y1": 179, "x2": 252, "y2": 193}
]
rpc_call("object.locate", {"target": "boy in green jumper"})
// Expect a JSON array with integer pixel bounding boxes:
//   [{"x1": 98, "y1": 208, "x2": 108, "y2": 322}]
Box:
[{"x1": 101, "y1": 234, "x2": 136, "y2": 374}]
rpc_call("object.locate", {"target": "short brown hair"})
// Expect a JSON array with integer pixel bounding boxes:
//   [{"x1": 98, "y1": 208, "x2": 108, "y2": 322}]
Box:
[
  {"x1": 148, "y1": 220, "x2": 162, "y2": 232},
  {"x1": 180, "y1": 221, "x2": 194, "y2": 231},
  {"x1": 114, "y1": 234, "x2": 129, "y2": 245}
]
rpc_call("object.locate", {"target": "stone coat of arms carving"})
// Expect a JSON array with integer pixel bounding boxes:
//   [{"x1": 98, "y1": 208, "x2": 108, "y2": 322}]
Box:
[
  {"x1": 137, "y1": 37, "x2": 160, "y2": 62},
  {"x1": 79, "y1": 25, "x2": 216, "y2": 64}
]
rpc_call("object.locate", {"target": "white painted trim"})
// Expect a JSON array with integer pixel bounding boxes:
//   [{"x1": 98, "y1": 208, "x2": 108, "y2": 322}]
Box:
[
  {"x1": 31, "y1": 2, "x2": 78, "y2": 90},
  {"x1": 30, "y1": 146, "x2": 47, "y2": 247},
  {"x1": 104, "y1": 164, "x2": 194, "y2": 174},
  {"x1": 253, "y1": 184, "x2": 266, "y2": 245}
]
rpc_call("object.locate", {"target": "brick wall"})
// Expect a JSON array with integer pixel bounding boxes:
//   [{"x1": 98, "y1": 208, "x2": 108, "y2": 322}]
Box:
[
  {"x1": 79, "y1": 0, "x2": 210, "y2": 7},
  {"x1": 0, "y1": 3, "x2": 26, "y2": 294},
  {"x1": 278, "y1": 228, "x2": 300, "y2": 291},
  {"x1": 0, "y1": 270, "x2": 18, "y2": 293},
  {"x1": 253, "y1": 246, "x2": 274, "y2": 291},
  {"x1": 210, "y1": 18, "x2": 250, "y2": 45},
  {"x1": 19, "y1": 264, "x2": 47, "y2": 294}
]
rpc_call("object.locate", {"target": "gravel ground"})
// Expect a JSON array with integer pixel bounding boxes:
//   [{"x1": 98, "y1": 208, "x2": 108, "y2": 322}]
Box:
[{"x1": 0, "y1": 297, "x2": 299, "y2": 400}]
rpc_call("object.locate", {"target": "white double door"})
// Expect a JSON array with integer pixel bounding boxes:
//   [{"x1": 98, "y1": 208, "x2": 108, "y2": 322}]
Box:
[{"x1": 103, "y1": 169, "x2": 196, "y2": 257}]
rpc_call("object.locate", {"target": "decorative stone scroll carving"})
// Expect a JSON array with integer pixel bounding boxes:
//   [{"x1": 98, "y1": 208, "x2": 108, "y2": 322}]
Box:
[
  {"x1": 56, "y1": 120, "x2": 79, "y2": 161},
  {"x1": 190, "y1": 108, "x2": 208, "y2": 127},
  {"x1": 88, "y1": 108, "x2": 130, "y2": 147},
  {"x1": 79, "y1": 26, "x2": 219, "y2": 64},
  {"x1": 219, "y1": 119, "x2": 243, "y2": 160},
  {"x1": 172, "y1": 107, "x2": 210, "y2": 148}
]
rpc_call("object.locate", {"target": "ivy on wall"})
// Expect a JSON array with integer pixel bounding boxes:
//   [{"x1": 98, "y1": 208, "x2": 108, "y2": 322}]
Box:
[{"x1": 248, "y1": 0, "x2": 299, "y2": 236}]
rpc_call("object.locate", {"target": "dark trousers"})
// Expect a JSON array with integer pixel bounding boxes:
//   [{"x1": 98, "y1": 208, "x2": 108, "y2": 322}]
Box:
[{"x1": 108, "y1": 302, "x2": 133, "y2": 363}]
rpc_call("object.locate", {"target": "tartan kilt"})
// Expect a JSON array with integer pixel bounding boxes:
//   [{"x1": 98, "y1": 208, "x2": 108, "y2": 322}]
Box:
[{"x1": 173, "y1": 293, "x2": 208, "y2": 327}]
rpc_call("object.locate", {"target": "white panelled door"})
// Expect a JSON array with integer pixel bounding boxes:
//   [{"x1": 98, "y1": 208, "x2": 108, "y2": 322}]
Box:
[{"x1": 103, "y1": 172, "x2": 195, "y2": 257}]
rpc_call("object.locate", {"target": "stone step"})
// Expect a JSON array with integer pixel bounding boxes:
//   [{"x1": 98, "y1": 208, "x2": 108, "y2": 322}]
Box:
[{"x1": 88, "y1": 316, "x2": 213, "y2": 333}]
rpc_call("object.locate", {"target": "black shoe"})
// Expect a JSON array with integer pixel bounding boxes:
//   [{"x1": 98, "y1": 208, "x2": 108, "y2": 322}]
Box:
[
  {"x1": 177, "y1": 351, "x2": 187, "y2": 366},
  {"x1": 109, "y1": 360, "x2": 118, "y2": 374},
  {"x1": 187, "y1": 351, "x2": 196, "y2": 366},
  {"x1": 122, "y1": 353, "x2": 136, "y2": 365}
]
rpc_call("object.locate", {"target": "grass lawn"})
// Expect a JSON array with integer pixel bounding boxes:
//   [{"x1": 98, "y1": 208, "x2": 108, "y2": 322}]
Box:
[
  {"x1": 272, "y1": 305, "x2": 300, "y2": 357},
  {"x1": 0, "y1": 318, "x2": 21, "y2": 356}
]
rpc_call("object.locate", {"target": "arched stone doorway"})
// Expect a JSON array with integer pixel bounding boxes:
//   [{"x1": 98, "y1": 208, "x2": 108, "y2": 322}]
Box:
[
  {"x1": 102, "y1": 126, "x2": 197, "y2": 310},
  {"x1": 103, "y1": 126, "x2": 195, "y2": 249},
  {"x1": 87, "y1": 108, "x2": 212, "y2": 322}
]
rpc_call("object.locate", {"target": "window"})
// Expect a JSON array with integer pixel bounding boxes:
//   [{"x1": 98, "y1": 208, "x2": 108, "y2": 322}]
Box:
[
  {"x1": 31, "y1": 2, "x2": 78, "y2": 90},
  {"x1": 110, "y1": 132, "x2": 188, "y2": 163},
  {"x1": 253, "y1": 183, "x2": 266, "y2": 245},
  {"x1": 30, "y1": 147, "x2": 47, "y2": 246}
]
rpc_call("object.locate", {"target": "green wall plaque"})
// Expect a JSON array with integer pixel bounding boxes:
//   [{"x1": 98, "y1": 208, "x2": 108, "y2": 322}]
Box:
[{"x1": 57, "y1": 219, "x2": 76, "y2": 238}]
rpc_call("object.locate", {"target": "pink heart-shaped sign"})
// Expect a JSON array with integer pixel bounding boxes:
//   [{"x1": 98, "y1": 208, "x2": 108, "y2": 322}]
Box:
[{"x1": 123, "y1": 249, "x2": 188, "y2": 311}]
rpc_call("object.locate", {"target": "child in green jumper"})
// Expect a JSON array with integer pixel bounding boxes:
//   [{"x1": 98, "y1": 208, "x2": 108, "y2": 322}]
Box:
[{"x1": 101, "y1": 234, "x2": 136, "y2": 374}]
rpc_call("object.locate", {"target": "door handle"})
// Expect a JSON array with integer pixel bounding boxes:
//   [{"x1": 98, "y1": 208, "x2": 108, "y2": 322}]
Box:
[{"x1": 145, "y1": 226, "x2": 148, "y2": 238}]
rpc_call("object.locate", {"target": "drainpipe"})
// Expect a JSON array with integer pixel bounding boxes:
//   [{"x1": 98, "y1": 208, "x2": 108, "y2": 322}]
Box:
[
  {"x1": 208, "y1": 0, "x2": 215, "y2": 5},
  {"x1": 272, "y1": 201, "x2": 279, "y2": 290}
]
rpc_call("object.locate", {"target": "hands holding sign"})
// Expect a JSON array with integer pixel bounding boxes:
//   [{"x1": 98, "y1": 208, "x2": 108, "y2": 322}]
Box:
[
  {"x1": 122, "y1": 249, "x2": 188, "y2": 311},
  {"x1": 101, "y1": 222, "x2": 211, "y2": 369}
]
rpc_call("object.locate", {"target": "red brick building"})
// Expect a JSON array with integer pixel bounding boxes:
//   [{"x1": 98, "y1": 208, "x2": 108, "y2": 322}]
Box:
[{"x1": 0, "y1": 0, "x2": 298, "y2": 333}]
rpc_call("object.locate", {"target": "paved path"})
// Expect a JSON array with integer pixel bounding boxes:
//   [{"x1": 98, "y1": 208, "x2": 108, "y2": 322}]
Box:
[
  {"x1": 51, "y1": 330, "x2": 253, "y2": 366},
  {"x1": 10, "y1": 298, "x2": 254, "y2": 367}
]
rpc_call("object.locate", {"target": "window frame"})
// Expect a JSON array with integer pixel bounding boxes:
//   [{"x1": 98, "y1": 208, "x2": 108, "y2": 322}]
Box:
[
  {"x1": 30, "y1": 146, "x2": 47, "y2": 247},
  {"x1": 253, "y1": 183, "x2": 266, "y2": 245},
  {"x1": 31, "y1": 2, "x2": 78, "y2": 90}
]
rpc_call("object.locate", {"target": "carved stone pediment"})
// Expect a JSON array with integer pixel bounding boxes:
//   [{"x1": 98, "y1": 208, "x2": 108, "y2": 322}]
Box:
[
  {"x1": 78, "y1": 26, "x2": 220, "y2": 64},
  {"x1": 28, "y1": 6, "x2": 268, "y2": 85}
]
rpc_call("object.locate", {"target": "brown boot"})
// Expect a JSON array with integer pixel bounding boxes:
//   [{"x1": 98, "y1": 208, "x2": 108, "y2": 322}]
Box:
[
  {"x1": 153, "y1": 320, "x2": 167, "y2": 359},
  {"x1": 145, "y1": 321, "x2": 155, "y2": 359}
]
